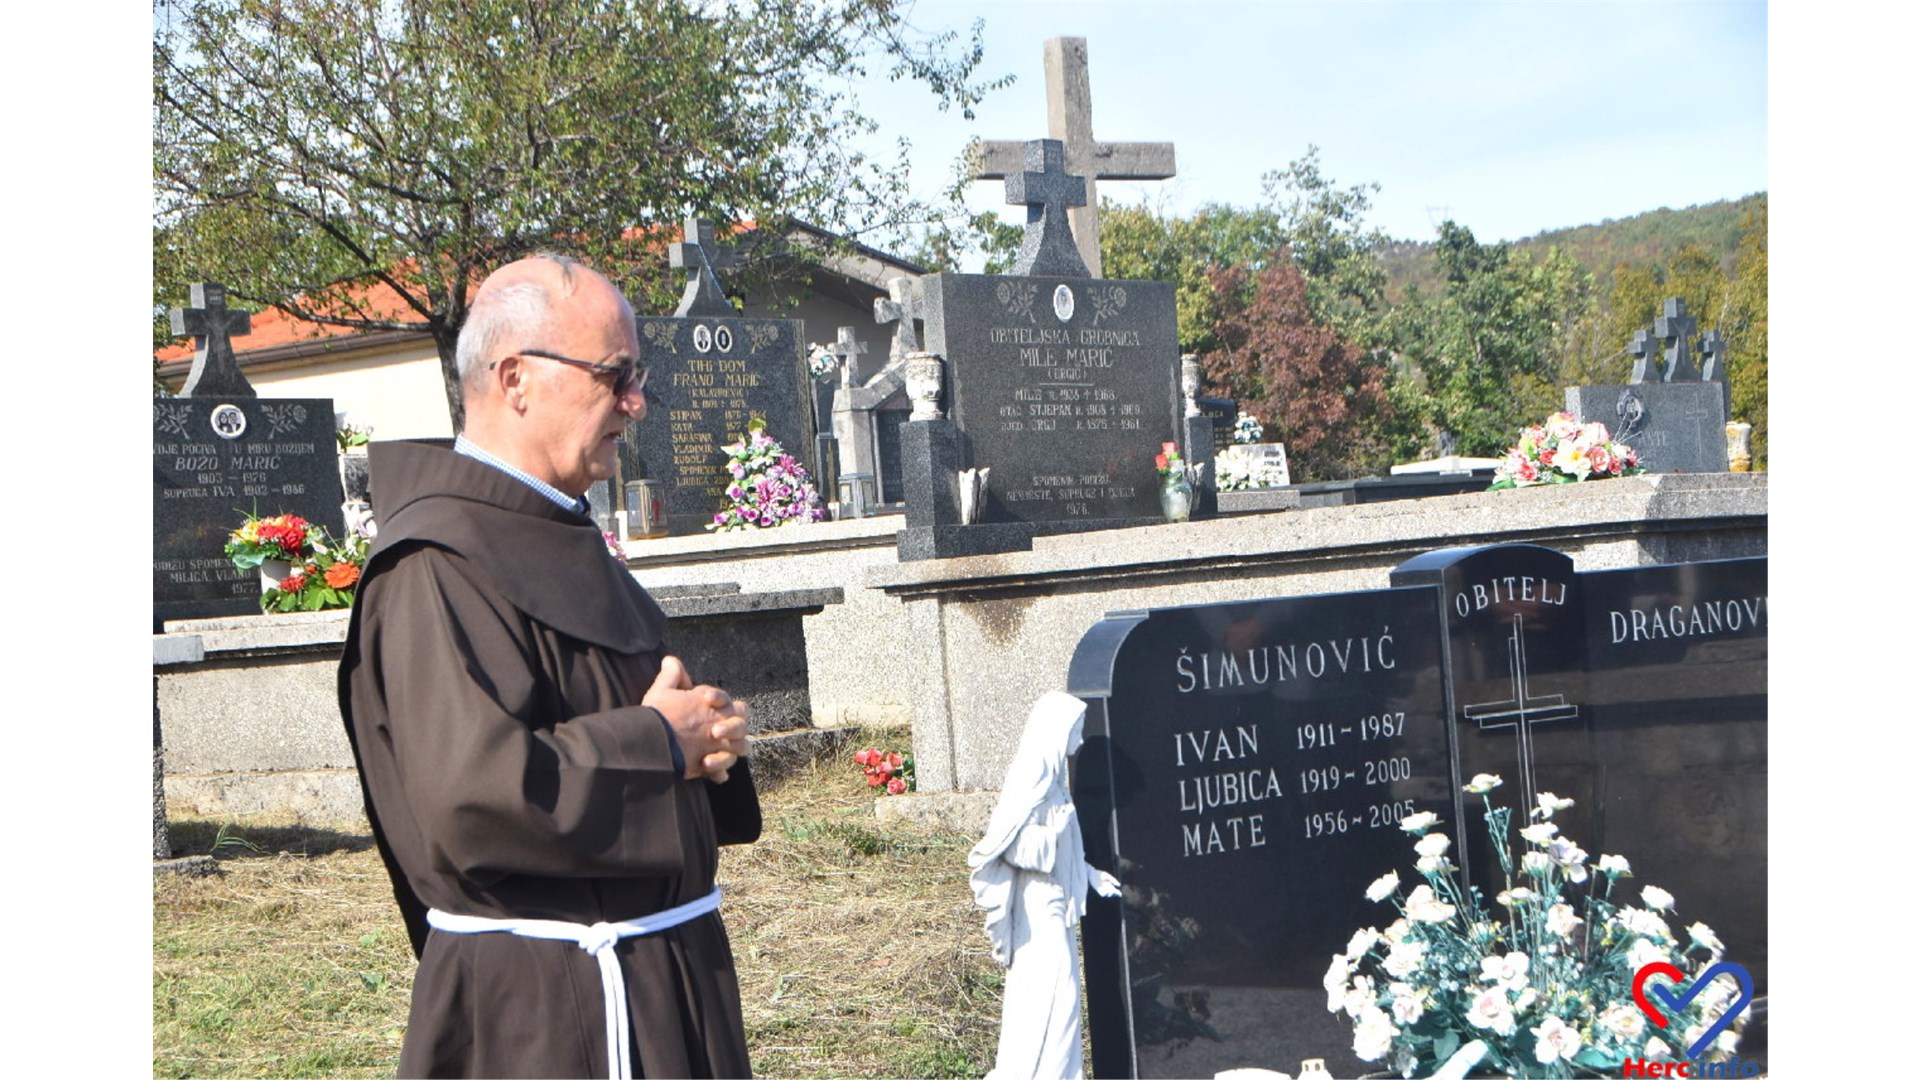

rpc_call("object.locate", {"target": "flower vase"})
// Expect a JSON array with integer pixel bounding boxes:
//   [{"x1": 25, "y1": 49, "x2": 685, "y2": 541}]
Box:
[
  {"x1": 259, "y1": 558, "x2": 292, "y2": 592},
  {"x1": 1159, "y1": 470, "x2": 1193, "y2": 523}
]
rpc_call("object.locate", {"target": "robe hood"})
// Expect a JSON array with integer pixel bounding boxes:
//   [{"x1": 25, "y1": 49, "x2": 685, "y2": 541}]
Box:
[{"x1": 364, "y1": 440, "x2": 664, "y2": 651}]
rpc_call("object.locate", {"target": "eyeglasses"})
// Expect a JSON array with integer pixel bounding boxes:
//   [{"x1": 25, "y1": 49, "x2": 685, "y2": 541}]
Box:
[{"x1": 496, "y1": 348, "x2": 648, "y2": 397}]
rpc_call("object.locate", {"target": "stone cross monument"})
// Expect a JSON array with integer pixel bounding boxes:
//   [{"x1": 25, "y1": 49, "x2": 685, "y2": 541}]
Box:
[
  {"x1": 169, "y1": 282, "x2": 256, "y2": 398},
  {"x1": 969, "y1": 37, "x2": 1176, "y2": 278},
  {"x1": 670, "y1": 217, "x2": 741, "y2": 318},
  {"x1": 1005, "y1": 140, "x2": 1091, "y2": 278}
]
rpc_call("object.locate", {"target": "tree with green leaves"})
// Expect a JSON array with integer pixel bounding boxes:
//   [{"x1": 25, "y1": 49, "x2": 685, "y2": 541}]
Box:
[
  {"x1": 154, "y1": 0, "x2": 1001, "y2": 428},
  {"x1": 1393, "y1": 222, "x2": 1589, "y2": 457}
]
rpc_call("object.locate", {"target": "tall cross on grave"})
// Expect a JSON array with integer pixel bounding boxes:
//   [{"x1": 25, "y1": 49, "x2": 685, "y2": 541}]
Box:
[
  {"x1": 1628, "y1": 328, "x2": 1660, "y2": 384},
  {"x1": 1653, "y1": 298, "x2": 1701, "y2": 382},
  {"x1": 670, "y1": 217, "x2": 741, "y2": 318},
  {"x1": 1006, "y1": 140, "x2": 1091, "y2": 278},
  {"x1": 827, "y1": 325, "x2": 867, "y2": 388},
  {"x1": 873, "y1": 277, "x2": 925, "y2": 363},
  {"x1": 1461, "y1": 615, "x2": 1580, "y2": 808},
  {"x1": 169, "y1": 282, "x2": 257, "y2": 398},
  {"x1": 969, "y1": 36, "x2": 1176, "y2": 278}
]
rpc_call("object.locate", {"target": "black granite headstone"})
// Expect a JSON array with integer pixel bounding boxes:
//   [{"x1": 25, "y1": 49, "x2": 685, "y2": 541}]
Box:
[
  {"x1": 1578, "y1": 557, "x2": 1768, "y2": 1050},
  {"x1": 1392, "y1": 545, "x2": 1769, "y2": 1060},
  {"x1": 1198, "y1": 397, "x2": 1238, "y2": 455},
  {"x1": 153, "y1": 398, "x2": 346, "y2": 625},
  {"x1": 1067, "y1": 545, "x2": 1770, "y2": 1076},
  {"x1": 1070, "y1": 588, "x2": 1452, "y2": 1078},
  {"x1": 915, "y1": 268, "x2": 1181, "y2": 529},
  {"x1": 1568, "y1": 298, "x2": 1731, "y2": 473},
  {"x1": 622, "y1": 220, "x2": 815, "y2": 534}
]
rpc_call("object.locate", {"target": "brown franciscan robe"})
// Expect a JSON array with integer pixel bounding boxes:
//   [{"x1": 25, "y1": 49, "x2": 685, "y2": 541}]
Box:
[{"x1": 338, "y1": 441, "x2": 761, "y2": 1079}]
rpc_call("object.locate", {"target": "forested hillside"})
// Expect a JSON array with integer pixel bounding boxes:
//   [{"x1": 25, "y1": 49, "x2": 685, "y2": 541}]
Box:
[{"x1": 1046, "y1": 152, "x2": 1769, "y2": 479}]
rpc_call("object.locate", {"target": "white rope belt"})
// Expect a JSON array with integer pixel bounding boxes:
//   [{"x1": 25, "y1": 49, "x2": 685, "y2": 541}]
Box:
[{"x1": 426, "y1": 886, "x2": 722, "y2": 1080}]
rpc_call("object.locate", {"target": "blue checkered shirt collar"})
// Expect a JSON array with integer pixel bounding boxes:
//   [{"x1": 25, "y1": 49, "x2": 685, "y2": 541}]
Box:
[{"x1": 453, "y1": 434, "x2": 590, "y2": 516}]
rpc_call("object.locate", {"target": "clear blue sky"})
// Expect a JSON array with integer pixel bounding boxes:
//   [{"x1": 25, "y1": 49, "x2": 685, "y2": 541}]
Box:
[{"x1": 855, "y1": 0, "x2": 1767, "y2": 245}]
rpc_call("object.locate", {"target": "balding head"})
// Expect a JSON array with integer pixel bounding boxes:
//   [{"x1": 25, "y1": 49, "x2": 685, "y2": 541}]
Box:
[
  {"x1": 455, "y1": 254, "x2": 645, "y2": 495},
  {"x1": 456, "y1": 253, "x2": 594, "y2": 392}
]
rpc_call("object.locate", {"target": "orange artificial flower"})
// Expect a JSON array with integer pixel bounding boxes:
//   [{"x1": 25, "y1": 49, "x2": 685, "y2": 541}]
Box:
[{"x1": 325, "y1": 562, "x2": 362, "y2": 589}]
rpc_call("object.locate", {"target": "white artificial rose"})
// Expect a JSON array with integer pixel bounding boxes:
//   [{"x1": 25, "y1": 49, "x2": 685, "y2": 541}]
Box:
[
  {"x1": 1466, "y1": 987, "x2": 1517, "y2": 1036},
  {"x1": 1522, "y1": 851, "x2": 1553, "y2": 875},
  {"x1": 1546, "y1": 903, "x2": 1580, "y2": 938},
  {"x1": 1414, "y1": 832, "x2": 1451, "y2": 857},
  {"x1": 1389, "y1": 983, "x2": 1424, "y2": 1026},
  {"x1": 1642, "y1": 885, "x2": 1675, "y2": 911},
  {"x1": 1616, "y1": 907, "x2": 1673, "y2": 940},
  {"x1": 1598, "y1": 1003, "x2": 1646, "y2": 1042},
  {"x1": 1597, "y1": 853, "x2": 1632, "y2": 876},
  {"x1": 1352, "y1": 1004, "x2": 1398, "y2": 1062},
  {"x1": 1323, "y1": 952, "x2": 1351, "y2": 1012},
  {"x1": 1688, "y1": 921, "x2": 1724, "y2": 953},
  {"x1": 1480, "y1": 952, "x2": 1530, "y2": 991},
  {"x1": 1405, "y1": 885, "x2": 1456, "y2": 924},
  {"x1": 1463, "y1": 773, "x2": 1502, "y2": 794},
  {"x1": 1366, "y1": 870, "x2": 1400, "y2": 902},
  {"x1": 1627, "y1": 937, "x2": 1669, "y2": 972},
  {"x1": 1531, "y1": 1015, "x2": 1584, "y2": 1063},
  {"x1": 1518, "y1": 822, "x2": 1559, "y2": 845},
  {"x1": 1348, "y1": 927, "x2": 1381, "y2": 958},
  {"x1": 1534, "y1": 791, "x2": 1575, "y2": 818},
  {"x1": 1382, "y1": 940, "x2": 1427, "y2": 979},
  {"x1": 1398, "y1": 811, "x2": 1439, "y2": 834}
]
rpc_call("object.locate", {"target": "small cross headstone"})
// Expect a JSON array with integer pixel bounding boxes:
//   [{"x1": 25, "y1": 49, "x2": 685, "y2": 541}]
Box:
[
  {"x1": 873, "y1": 276, "x2": 926, "y2": 361},
  {"x1": 827, "y1": 325, "x2": 867, "y2": 388},
  {"x1": 1006, "y1": 140, "x2": 1090, "y2": 278},
  {"x1": 1628, "y1": 328, "x2": 1659, "y2": 384},
  {"x1": 670, "y1": 217, "x2": 741, "y2": 318},
  {"x1": 1653, "y1": 297, "x2": 1701, "y2": 382},
  {"x1": 170, "y1": 282, "x2": 257, "y2": 399},
  {"x1": 970, "y1": 37, "x2": 1176, "y2": 277},
  {"x1": 1700, "y1": 327, "x2": 1729, "y2": 383}
]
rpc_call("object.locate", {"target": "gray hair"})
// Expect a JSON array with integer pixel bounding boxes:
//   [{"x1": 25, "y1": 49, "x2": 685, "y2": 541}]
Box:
[{"x1": 454, "y1": 252, "x2": 585, "y2": 388}]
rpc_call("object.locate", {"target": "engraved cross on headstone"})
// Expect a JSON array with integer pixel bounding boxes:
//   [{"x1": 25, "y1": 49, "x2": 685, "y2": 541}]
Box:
[
  {"x1": 969, "y1": 36, "x2": 1176, "y2": 278},
  {"x1": 670, "y1": 217, "x2": 741, "y2": 318},
  {"x1": 169, "y1": 282, "x2": 257, "y2": 398},
  {"x1": 1653, "y1": 298, "x2": 1701, "y2": 382},
  {"x1": 1006, "y1": 140, "x2": 1090, "y2": 278},
  {"x1": 827, "y1": 325, "x2": 867, "y2": 388},
  {"x1": 873, "y1": 277, "x2": 925, "y2": 362},
  {"x1": 1462, "y1": 615, "x2": 1580, "y2": 807}
]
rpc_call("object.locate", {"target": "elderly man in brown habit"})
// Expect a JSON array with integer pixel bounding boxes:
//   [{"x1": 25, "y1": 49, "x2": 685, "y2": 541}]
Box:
[{"x1": 338, "y1": 253, "x2": 760, "y2": 1078}]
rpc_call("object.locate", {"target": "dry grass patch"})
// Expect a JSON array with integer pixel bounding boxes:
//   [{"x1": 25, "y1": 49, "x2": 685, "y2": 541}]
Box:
[{"x1": 154, "y1": 728, "x2": 1000, "y2": 1078}]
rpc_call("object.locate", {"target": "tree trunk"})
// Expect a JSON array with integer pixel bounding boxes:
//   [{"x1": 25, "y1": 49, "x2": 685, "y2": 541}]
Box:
[{"x1": 434, "y1": 326, "x2": 466, "y2": 434}]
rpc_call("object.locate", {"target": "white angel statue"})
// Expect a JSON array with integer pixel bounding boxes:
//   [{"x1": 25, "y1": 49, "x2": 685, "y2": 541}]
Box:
[{"x1": 968, "y1": 691, "x2": 1123, "y2": 1080}]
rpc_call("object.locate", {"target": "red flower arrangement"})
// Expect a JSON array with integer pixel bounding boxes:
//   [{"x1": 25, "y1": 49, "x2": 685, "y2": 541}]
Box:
[{"x1": 854, "y1": 746, "x2": 915, "y2": 795}]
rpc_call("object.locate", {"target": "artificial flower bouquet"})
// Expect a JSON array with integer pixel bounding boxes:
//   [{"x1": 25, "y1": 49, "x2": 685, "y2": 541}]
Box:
[
  {"x1": 1154, "y1": 441, "x2": 1188, "y2": 480},
  {"x1": 224, "y1": 512, "x2": 313, "y2": 570},
  {"x1": 708, "y1": 419, "x2": 826, "y2": 532},
  {"x1": 1490, "y1": 413, "x2": 1642, "y2": 490},
  {"x1": 259, "y1": 528, "x2": 367, "y2": 613},
  {"x1": 1325, "y1": 775, "x2": 1745, "y2": 1077},
  {"x1": 854, "y1": 746, "x2": 914, "y2": 795}
]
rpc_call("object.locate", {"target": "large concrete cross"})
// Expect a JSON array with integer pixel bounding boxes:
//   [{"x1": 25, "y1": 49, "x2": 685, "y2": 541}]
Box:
[
  {"x1": 968, "y1": 36, "x2": 1176, "y2": 278},
  {"x1": 169, "y1": 282, "x2": 256, "y2": 398},
  {"x1": 670, "y1": 217, "x2": 741, "y2": 318}
]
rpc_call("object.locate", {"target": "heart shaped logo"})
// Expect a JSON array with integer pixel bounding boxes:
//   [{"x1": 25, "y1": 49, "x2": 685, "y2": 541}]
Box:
[{"x1": 1633, "y1": 961, "x2": 1754, "y2": 1059}]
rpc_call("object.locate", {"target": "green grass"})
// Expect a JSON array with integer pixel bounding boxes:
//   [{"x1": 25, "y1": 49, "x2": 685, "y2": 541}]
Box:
[{"x1": 154, "y1": 727, "x2": 1000, "y2": 1078}]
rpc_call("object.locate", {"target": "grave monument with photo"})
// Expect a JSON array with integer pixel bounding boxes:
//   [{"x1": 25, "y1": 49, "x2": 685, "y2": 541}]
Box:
[
  {"x1": 154, "y1": 282, "x2": 345, "y2": 627},
  {"x1": 622, "y1": 218, "x2": 817, "y2": 534}
]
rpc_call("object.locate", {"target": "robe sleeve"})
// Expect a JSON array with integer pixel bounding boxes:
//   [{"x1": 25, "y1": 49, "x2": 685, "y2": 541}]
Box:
[
  {"x1": 353, "y1": 544, "x2": 696, "y2": 882},
  {"x1": 1002, "y1": 815, "x2": 1061, "y2": 874}
]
